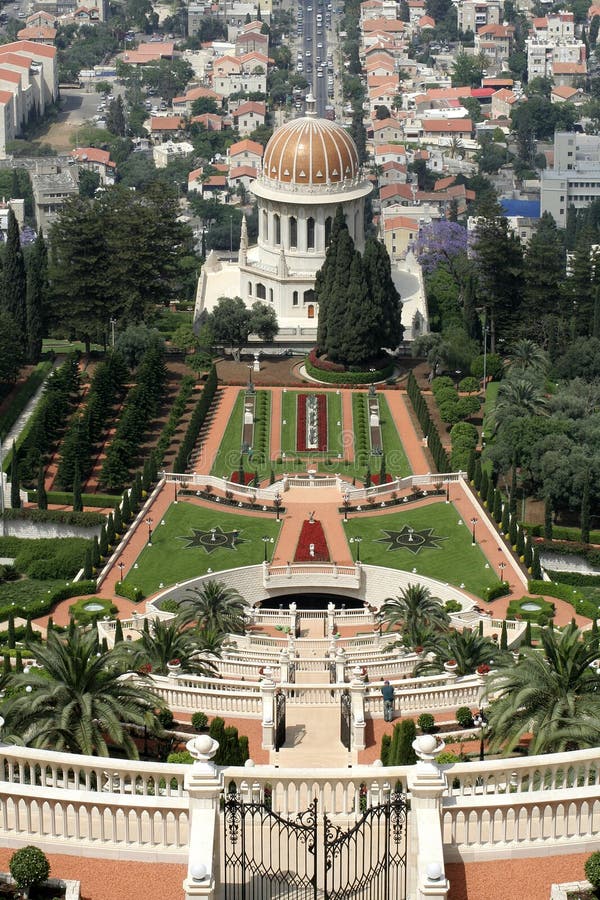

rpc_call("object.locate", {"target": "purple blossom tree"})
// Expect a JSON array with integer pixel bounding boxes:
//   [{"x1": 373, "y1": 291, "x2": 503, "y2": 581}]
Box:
[{"x1": 414, "y1": 220, "x2": 470, "y2": 289}]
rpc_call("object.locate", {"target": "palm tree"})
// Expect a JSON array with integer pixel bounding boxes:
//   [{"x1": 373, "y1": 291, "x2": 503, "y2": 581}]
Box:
[
  {"x1": 491, "y1": 376, "x2": 548, "y2": 433},
  {"x1": 415, "y1": 628, "x2": 501, "y2": 677},
  {"x1": 179, "y1": 579, "x2": 247, "y2": 635},
  {"x1": 0, "y1": 629, "x2": 162, "y2": 758},
  {"x1": 486, "y1": 624, "x2": 600, "y2": 754},
  {"x1": 382, "y1": 584, "x2": 450, "y2": 650},
  {"x1": 124, "y1": 618, "x2": 219, "y2": 677},
  {"x1": 508, "y1": 339, "x2": 549, "y2": 375}
]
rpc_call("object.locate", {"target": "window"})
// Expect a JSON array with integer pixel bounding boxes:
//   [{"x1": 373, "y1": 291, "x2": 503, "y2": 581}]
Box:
[
  {"x1": 256, "y1": 282, "x2": 266, "y2": 299},
  {"x1": 262, "y1": 210, "x2": 268, "y2": 240},
  {"x1": 248, "y1": 282, "x2": 252, "y2": 295},
  {"x1": 303, "y1": 289, "x2": 315, "y2": 305},
  {"x1": 274, "y1": 213, "x2": 281, "y2": 245},
  {"x1": 289, "y1": 216, "x2": 297, "y2": 247},
  {"x1": 292, "y1": 290, "x2": 299, "y2": 306},
  {"x1": 325, "y1": 215, "x2": 332, "y2": 245},
  {"x1": 269, "y1": 288, "x2": 273, "y2": 302},
  {"x1": 307, "y1": 304, "x2": 315, "y2": 318},
  {"x1": 307, "y1": 216, "x2": 315, "y2": 249}
]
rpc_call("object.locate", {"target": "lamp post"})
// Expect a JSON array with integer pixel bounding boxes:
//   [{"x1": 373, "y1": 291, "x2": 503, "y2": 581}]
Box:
[
  {"x1": 274, "y1": 493, "x2": 282, "y2": 521},
  {"x1": 146, "y1": 517, "x2": 153, "y2": 546},
  {"x1": 343, "y1": 492, "x2": 351, "y2": 522},
  {"x1": 262, "y1": 535, "x2": 270, "y2": 562},
  {"x1": 174, "y1": 483, "x2": 178, "y2": 503},
  {"x1": 110, "y1": 317, "x2": 116, "y2": 348},
  {"x1": 473, "y1": 707, "x2": 488, "y2": 761},
  {"x1": 352, "y1": 536, "x2": 363, "y2": 562},
  {"x1": 471, "y1": 517, "x2": 478, "y2": 546},
  {"x1": 499, "y1": 561, "x2": 506, "y2": 582},
  {"x1": 118, "y1": 560, "x2": 125, "y2": 581}
]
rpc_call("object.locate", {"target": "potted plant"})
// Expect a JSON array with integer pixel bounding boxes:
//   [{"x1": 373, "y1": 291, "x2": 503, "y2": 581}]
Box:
[
  {"x1": 167, "y1": 658, "x2": 182, "y2": 675},
  {"x1": 476, "y1": 663, "x2": 491, "y2": 676},
  {"x1": 444, "y1": 659, "x2": 458, "y2": 673}
]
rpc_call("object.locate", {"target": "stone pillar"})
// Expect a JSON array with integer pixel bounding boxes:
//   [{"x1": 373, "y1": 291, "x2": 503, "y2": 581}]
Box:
[
  {"x1": 279, "y1": 649, "x2": 290, "y2": 683},
  {"x1": 335, "y1": 647, "x2": 346, "y2": 683},
  {"x1": 350, "y1": 666, "x2": 367, "y2": 751},
  {"x1": 406, "y1": 735, "x2": 450, "y2": 900},
  {"x1": 183, "y1": 735, "x2": 223, "y2": 900},
  {"x1": 289, "y1": 602, "x2": 297, "y2": 636},
  {"x1": 260, "y1": 667, "x2": 276, "y2": 749},
  {"x1": 327, "y1": 602, "x2": 336, "y2": 639}
]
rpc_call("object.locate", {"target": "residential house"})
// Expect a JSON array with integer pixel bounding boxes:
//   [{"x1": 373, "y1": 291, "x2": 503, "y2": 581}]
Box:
[
  {"x1": 552, "y1": 61, "x2": 586, "y2": 86},
  {"x1": 153, "y1": 140, "x2": 194, "y2": 168},
  {"x1": 71, "y1": 146, "x2": 115, "y2": 184},
  {"x1": 229, "y1": 164, "x2": 257, "y2": 191},
  {"x1": 232, "y1": 100, "x2": 265, "y2": 136},
  {"x1": 551, "y1": 84, "x2": 579, "y2": 102},
  {"x1": 475, "y1": 23, "x2": 514, "y2": 66},
  {"x1": 0, "y1": 40, "x2": 58, "y2": 106},
  {"x1": 173, "y1": 86, "x2": 223, "y2": 116},
  {"x1": 378, "y1": 159, "x2": 408, "y2": 184},
  {"x1": 374, "y1": 142, "x2": 407, "y2": 165},
  {"x1": 490, "y1": 87, "x2": 518, "y2": 119},
  {"x1": 192, "y1": 112, "x2": 224, "y2": 131},
  {"x1": 235, "y1": 27, "x2": 268, "y2": 56},
  {"x1": 31, "y1": 168, "x2": 78, "y2": 231},
  {"x1": 407, "y1": 0, "x2": 426, "y2": 26},
  {"x1": 229, "y1": 138, "x2": 263, "y2": 169},
  {"x1": 456, "y1": 0, "x2": 501, "y2": 32},
  {"x1": 372, "y1": 116, "x2": 404, "y2": 143},
  {"x1": 200, "y1": 173, "x2": 228, "y2": 200},
  {"x1": 16, "y1": 26, "x2": 56, "y2": 44},
  {"x1": 148, "y1": 116, "x2": 185, "y2": 141},
  {"x1": 0, "y1": 90, "x2": 15, "y2": 156},
  {"x1": 380, "y1": 182, "x2": 415, "y2": 208},
  {"x1": 421, "y1": 118, "x2": 473, "y2": 144},
  {"x1": 0, "y1": 197, "x2": 25, "y2": 234},
  {"x1": 25, "y1": 11, "x2": 57, "y2": 27},
  {"x1": 383, "y1": 213, "x2": 421, "y2": 258},
  {"x1": 120, "y1": 42, "x2": 175, "y2": 67}
]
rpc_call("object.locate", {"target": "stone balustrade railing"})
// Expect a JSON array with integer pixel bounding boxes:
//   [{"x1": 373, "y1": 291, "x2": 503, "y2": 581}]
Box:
[{"x1": 263, "y1": 563, "x2": 361, "y2": 588}]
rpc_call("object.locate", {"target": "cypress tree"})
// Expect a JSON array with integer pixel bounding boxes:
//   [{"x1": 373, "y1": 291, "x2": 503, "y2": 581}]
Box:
[
  {"x1": 581, "y1": 476, "x2": 590, "y2": 544},
  {"x1": 7, "y1": 614, "x2": 15, "y2": 649},
  {"x1": 24, "y1": 615, "x2": 33, "y2": 642},
  {"x1": 480, "y1": 469, "x2": 489, "y2": 503},
  {"x1": 25, "y1": 230, "x2": 47, "y2": 364},
  {"x1": 99, "y1": 523, "x2": 108, "y2": 557},
  {"x1": 129, "y1": 478, "x2": 140, "y2": 511},
  {"x1": 14, "y1": 650, "x2": 22, "y2": 673},
  {"x1": 36, "y1": 458, "x2": 47, "y2": 510},
  {"x1": 379, "y1": 453, "x2": 387, "y2": 484},
  {"x1": 114, "y1": 617, "x2": 124, "y2": 643},
  {"x1": 473, "y1": 458, "x2": 482, "y2": 491},
  {"x1": 396, "y1": 719, "x2": 417, "y2": 765},
  {"x1": 509, "y1": 515, "x2": 518, "y2": 548},
  {"x1": 2, "y1": 208, "x2": 27, "y2": 345},
  {"x1": 83, "y1": 547, "x2": 93, "y2": 580},
  {"x1": 544, "y1": 495, "x2": 553, "y2": 540},
  {"x1": 3, "y1": 654, "x2": 10, "y2": 675},
  {"x1": 142, "y1": 457, "x2": 152, "y2": 492},
  {"x1": 143, "y1": 616, "x2": 150, "y2": 635},
  {"x1": 388, "y1": 720, "x2": 402, "y2": 766},
  {"x1": 135, "y1": 471, "x2": 143, "y2": 500},
  {"x1": 531, "y1": 546, "x2": 542, "y2": 580},
  {"x1": 523, "y1": 620, "x2": 532, "y2": 647},
  {"x1": 46, "y1": 616, "x2": 54, "y2": 636},
  {"x1": 92, "y1": 535, "x2": 101, "y2": 567},
  {"x1": 68, "y1": 616, "x2": 76, "y2": 638},
  {"x1": 524, "y1": 538, "x2": 533, "y2": 569},
  {"x1": 500, "y1": 619, "x2": 508, "y2": 651},
  {"x1": 478, "y1": 619, "x2": 483, "y2": 637},
  {"x1": 72, "y1": 459, "x2": 83, "y2": 512},
  {"x1": 100, "y1": 637, "x2": 108, "y2": 653},
  {"x1": 362, "y1": 236, "x2": 404, "y2": 354},
  {"x1": 467, "y1": 449, "x2": 476, "y2": 483},
  {"x1": 113, "y1": 503, "x2": 123, "y2": 534},
  {"x1": 486, "y1": 478, "x2": 495, "y2": 509},
  {"x1": 106, "y1": 513, "x2": 115, "y2": 546},
  {"x1": 381, "y1": 732, "x2": 391, "y2": 766},
  {"x1": 591, "y1": 618, "x2": 599, "y2": 651},
  {"x1": 121, "y1": 492, "x2": 131, "y2": 523},
  {"x1": 238, "y1": 455, "x2": 245, "y2": 485},
  {"x1": 148, "y1": 451, "x2": 158, "y2": 484},
  {"x1": 516, "y1": 525, "x2": 525, "y2": 558},
  {"x1": 502, "y1": 498, "x2": 510, "y2": 533},
  {"x1": 509, "y1": 464, "x2": 518, "y2": 515},
  {"x1": 493, "y1": 490, "x2": 503, "y2": 523},
  {"x1": 10, "y1": 442, "x2": 20, "y2": 509},
  {"x1": 365, "y1": 466, "x2": 371, "y2": 488}
]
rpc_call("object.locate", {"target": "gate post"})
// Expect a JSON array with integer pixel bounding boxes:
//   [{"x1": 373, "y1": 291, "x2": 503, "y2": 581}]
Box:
[
  {"x1": 279, "y1": 648, "x2": 290, "y2": 682},
  {"x1": 335, "y1": 646, "x2": 346, "y2": 682},
  {"x1": 260, "y1": 666, "x2": 276, "y2": 749},
  {"x1": 349, "y1": 666, "x2": 367, "y2": 751},
  {"x1": 406, "y1": 735, "x2": 450, "y2": 900},
  {"x1": 183, "y1": 735, "x2": 223, "y2": 900}
]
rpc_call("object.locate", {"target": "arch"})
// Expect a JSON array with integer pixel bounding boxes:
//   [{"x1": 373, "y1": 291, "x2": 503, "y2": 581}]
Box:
[
  {"x1": 256, "y1": 283, "x2": 266, "y2": 300},
  {"x1": 262, "y1": 209, "x2": 268, "y2": 241},
  {"x1": 303, "y1": 289, "x2": 315, "y2": 305},
  {"x1": 325, "y1": 215, "x2": 333, "y2": 246},
  {"x1": 248, "y1": 281, "x2": 253, "y2": 296},
  {"x1": 269, "y1": 288, "x2": 273, "y2": 302},
  {"x1": 307, "y1": 304, "x2": 315, "y2": 319},
  {"x1": 292, "y1": 290, "x2": 299, "y2": 306},
  {"x1": 307, "y1": 216, "x2": 315, "y2": 250},
  {"x1": 289, "y1": 215, "x2": 297, "y2": 248},
  {"x1": 274, "y1": 213, "x2": 281, "y2": 245}
]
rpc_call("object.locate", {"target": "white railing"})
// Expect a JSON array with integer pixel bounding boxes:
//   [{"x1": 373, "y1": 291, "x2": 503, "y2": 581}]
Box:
[
  {"x1": 344, "y1": 471, "x2": 466, "y2": 502},
  {"x1": 162, "y1": 471, "x2": 286, "y2": 500},
  {"x1": 263, "y1": 562, "x2": 361, "y2": 588}
]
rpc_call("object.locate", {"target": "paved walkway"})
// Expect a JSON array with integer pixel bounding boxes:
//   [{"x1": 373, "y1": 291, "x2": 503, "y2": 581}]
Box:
[
  {"x1": 384, "y1": 392, "x2": 430, "y2": 475},
  {"x1": 269, "y1": 386, "x2": 282, "y2": 460},
  {"x1": 2, "y1": 362, "x2": 57, "y2": 449}
]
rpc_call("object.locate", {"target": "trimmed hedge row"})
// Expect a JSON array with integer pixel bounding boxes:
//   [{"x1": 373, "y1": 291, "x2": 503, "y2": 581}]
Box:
[
  {"x1": 115, "y1": 580, "x2": 144, "y2": 603},
  {"x1": 536, "y1": 539, "x2": 600, "y2": 568},
  {"x1": 305, "y1": 357, "x2": 394, "y2": 384},
  {"x1": 252, "y1": 390, "x2": 270, "y2": 466},
  {"x1": 28, "y1": 490, "x2": 120, "y2": 509},
  {"x1": 528, "y1": 578, "x2": 599, "y2": 619},
  {"x1": 69, "y1": 595, "x2": 117, "y2": 624},
  {"x1": 545, "y1": 569, "x2": 600, "y2": 587},
  {"x1": 484, "y1": 581, "x2": 511, "y2": 602},
  {"x1": 406, "y1": 370, "x2": 449, "y2": 472},
  {"x1": 0, "y1": 361, "x2": 53, "y2": 440},
  {"x1": 154, "y1": 374, "x2": 196, "y2": 466},
  {"x1": 2, "y1": 507, "x2": 104, "y2": 527},
  {"x1": 352, "y1": 393, "x2": 369, "y2": 462},
  {"x1": 0, "y1": 579, "x2": 97, "y2": 622},
  {"x1": 173, "y1": 365, "x2": 218, "y2": 472},
  {"x1": 525, "y1": 523, "x2": 600, "y2": 544}
]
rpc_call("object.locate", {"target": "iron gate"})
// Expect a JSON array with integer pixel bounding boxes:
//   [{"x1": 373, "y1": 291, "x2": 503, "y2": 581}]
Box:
[
  {"x1": 274, "y1": 690, "x2": 286, "y2": 751},
  {"x1": 223, "y1": 792, "x2": 407, "y2": 900},
  {"x1": 340, "y1": 689, "x2": 351, "y2": 751}
]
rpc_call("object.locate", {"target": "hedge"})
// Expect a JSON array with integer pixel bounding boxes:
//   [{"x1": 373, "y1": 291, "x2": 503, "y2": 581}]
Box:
[
  {"x1": 406, "y1": 371, "x2": 449, "y2": 472},
  {"x1": 506, "y1": 596, "x2": 556, "y2": 624},
  {"x1": 14, "y1": 537, "x2": 91, "y2": 580},
  {"x1": 484, "y1": 581, "x2": 511, "y2": 602},
  {"x1": 115, "y1": 580, "x2": 145, "y2": 603},
  {"x1": 545, "y1": 570, "x2": 600, "y2": 587},
  {"x1": 173, "y1": 365, "x2": 218, "y2": 472},
  {"x1": 0, "y1": 361, "x2": 53, "y2": 439},
  {"x1": 524, "y1": 523, "x2": 600, "y2": 544},
  {"x1": 305, "y1": 357, "x2": 394, "y2": 384},
  {"x1": 535, "y1": 539, "x2": 600, "y2": 567},
  {"x1": 0, "y1": 579, "x2": 97, "y2": 622},
  {"x1": 69, "y1": 595, "x2": 117, "y2": 624},
  {"x1": 28, "y1": 490, "x2": 120, "y2": 509},
  {"x1": 2, "y1": 507, "x2": 104, "y2": 527},
  {"x1": 154, "y1": 374, "x2": 196, "y2": 466}
]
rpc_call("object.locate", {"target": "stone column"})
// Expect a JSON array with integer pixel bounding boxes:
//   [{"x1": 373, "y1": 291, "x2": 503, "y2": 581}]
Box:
[
  {"x1": 406, "y1": 735, "x2": 450, "y2": 900},
  {"x1": 335, "y1": 647, "x2": 346, "y2": 683},
  {"x1": 279, "y1": 649, "x2": 290, "y2": 683},
  {"x1": 327, "y1": 602, "x2": 336, "y2": 639},
  {"x1": 183, "y1": 736, "x2": 223, "y2": 900},
  {"x1": 260, "y1": 667, "x2": 276, "y2": 749},
  {"x1": 350, "y1": 666, "x2": 367, "y2": 751}
]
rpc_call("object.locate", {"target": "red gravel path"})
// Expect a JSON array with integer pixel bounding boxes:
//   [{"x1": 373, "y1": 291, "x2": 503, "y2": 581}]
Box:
[{"x1": 447, "y1": 854, "x2": 588, "y2": 900}]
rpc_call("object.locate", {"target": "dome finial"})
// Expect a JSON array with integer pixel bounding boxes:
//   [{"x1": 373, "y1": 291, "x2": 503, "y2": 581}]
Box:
[{"x1": 305, "y1": 93, "x2": 317, "y2": 117}]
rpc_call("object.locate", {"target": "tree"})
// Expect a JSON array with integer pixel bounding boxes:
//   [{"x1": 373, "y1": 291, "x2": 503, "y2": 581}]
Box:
[
  {"x1": 78, "y1": 170, "x2": 101, "y2": 198},
  {"x1": 0, "y1": 311, "x2": 24, "y2": 384},
  {"x1": 106, "y1": 95, "x2": 126, "y2": 136},
  {"x1": 9, "y1": 847, "x2": 50, "y2": 893},
  {"x1": 207, "y1": 296, "x2": 252, "y2": 361},
  {"x1": 2, "y1": 208, "x2": 27, "y2": 347},
  {"x1": 387, "y1": 719, "x2": 417, "y2": 765},
  {"x1": 473, "y1": 203, "x2": 524, "y2": 349},
  {"x1": 249, "y1": 301, "x2": 279, "y2": 342},
  {"x1": 508, "y1": 338, "x2": 549, "y2": 375},
  {"x1": 72, "y1": 459, "x2": 83, "y2": 513},
  {"x1": 36, "y1": 457, "x2": 47, "y2": 510},
  {"x1": 178, "y1": 580, "x2": 246, "y2": 634},
  {"x1": 382, "y1": 584, "x2": 450, "y2": 650},
  {"x1": 1, "y1": 629, "x2": 163, "y2": 758},
  {"x1": 415, "y1": 628, "x2": 499, "y2": 676},
  {"x1": 125, "y1": 618, "x2": 220, "y2": 676},
  {"x1": 451, "y1": 51, "x2": 484, "y2": 87},
  {"x1": 486, "y1": 624, "x2": 600, "y2": 754},
  {"x1": 10, "y1": 442, "x2": 20, "y2": 509},
  {"x1": 362, "y1": 236, "x2": 404, "y2": 351},
  {"x1": 491, "y1": 377, "x2": 548, "y2": 433},
  {"x1": 25, "y1": 230, "x2": 47, "y2": 364},
  {"x1": 581, "y1": 475, "x2": 590, "y2": 543}
]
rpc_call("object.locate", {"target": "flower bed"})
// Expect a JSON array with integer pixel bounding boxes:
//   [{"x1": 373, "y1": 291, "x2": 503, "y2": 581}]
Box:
[
  {"x1": 296, "y1": 394, "x2": 327, "y2": 451},
  {"x1": 294, "y1": 519, "x2": 330, "y2": 562},
  {"x1": 370, "y1": 474, "x2": 393, "y2": 486},
  {"x1": 230, "y1": 471, "x2": 256, "y2": 485}
]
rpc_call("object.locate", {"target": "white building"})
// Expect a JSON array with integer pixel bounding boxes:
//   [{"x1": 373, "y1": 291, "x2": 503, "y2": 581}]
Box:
[
  {"x1": 541, "y1": 131, "x2": 600, "y2": 228},
  {"x1": 195, "y1": 97, "x2": 372, "y2": 339}
]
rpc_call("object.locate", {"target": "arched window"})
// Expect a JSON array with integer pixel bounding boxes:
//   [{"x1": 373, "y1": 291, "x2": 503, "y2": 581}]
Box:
[
  {"x1": 274, "y1": 213, "x2": 281, "y2": 245},
  {"x1": 248, "y1": 282, "x2": 252, "y2": 295},
  {"x1": 269, "y1": 288, "x2": 273, "y2": 302},
  {"x1": 307, "y1": 304, "x2": 315, "y2": 318},
  {"x1": 307, "y1": 216, "x2": 315, "y2": 249},
  {"x1": 292, "y1": 290, "x2": 299, "y2": 306},
  {"x1": 262, "y1": 210, "x2": 268, "y2": 241},
  {"x1": 256, "y1": 283, "x2": 266, "y2": 299},
  {"x1": 289, "y1": 216, "x2": 297, "y2": 248},
  {"x1": 325, "y1": 216, "x2": 332, "y2": 246},
  {"x1": 303, "y1": 289, "x2": 315, "y2": 305}
]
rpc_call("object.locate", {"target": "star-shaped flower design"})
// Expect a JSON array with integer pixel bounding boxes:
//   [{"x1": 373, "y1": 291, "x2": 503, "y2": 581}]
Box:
[
  {"x1": 177, "y1": 526, "x2": 246, "y2": 554},
  {"x1": 374, "y1": 524, "x2": 448, "y2": 555}
]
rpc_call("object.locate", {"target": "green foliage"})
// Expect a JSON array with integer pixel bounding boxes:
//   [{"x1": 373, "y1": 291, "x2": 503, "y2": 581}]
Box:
[
  {"x1": 0, "y1": 362, "x2": 52, "y2": 438},
  {"x1": 115, "y1": 581, "x2": 144, "y2": 603},
  {"x1": 380, "y1": 732, "x2": 391, "y2": 766},
  {"x1": 305, "y1": 358, "x2": 394, "y2": 384},
  {"x1": 484, "y1": 581, "x2": 511, "y2": 602},
  {"x1": 417, "y1": 713, "x2": 435, "y2": 733},
  {"x1": 585, "y1": 852, "x2": 600, "y2": 890},
  {"x1": 174, "y1": 365, "x2": 218, "y2": 472},
  {"x1": 191, "y1": 711, "x2": 208, "y2": 730},
  {"x1": 9, "y1": 846, "x2": 50, "y2": 889},
  {"x1": 455, "y1": 706, "x2": 473, "y2": 728},
  {"x1": 507, "y1": 596, "x2": 555, "y2": 624},
  {"x1": 387, "y1": 718, "x2": 417, "y2": 766},
  {"x1": 68, "y1": 596, "x2": 117, "y2": 625}
]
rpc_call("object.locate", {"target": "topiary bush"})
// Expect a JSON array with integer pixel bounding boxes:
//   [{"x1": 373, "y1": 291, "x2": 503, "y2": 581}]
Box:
[
  {"x1": 585, "y1": 851, "x2": 600, "y2": 889},
  {"x1": 191, "y1": 711, "x2": 208, "y2": 731},
  {"x1": 455, "y1": 706, "x2": 473, "y2": 729},
  {"x1": 9, "y1": 846, "x2": 50, "y2": 890},
  {"x1": 417, "y1": 713, "x2": 435, "y2": 733}
]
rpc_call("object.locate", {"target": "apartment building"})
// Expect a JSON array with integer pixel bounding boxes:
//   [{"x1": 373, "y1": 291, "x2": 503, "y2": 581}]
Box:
[
  {"x1": 541, "y1": 132, "x2": 600, "y2": 228},
  {"x1": 455, "y1": 0, "x2": 502, "y2": 33}
]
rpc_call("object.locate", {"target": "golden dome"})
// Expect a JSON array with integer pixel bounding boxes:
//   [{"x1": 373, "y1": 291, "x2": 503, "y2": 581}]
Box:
[{"x1": 262, "y1": 102, "x2": 359, "y2": 187}]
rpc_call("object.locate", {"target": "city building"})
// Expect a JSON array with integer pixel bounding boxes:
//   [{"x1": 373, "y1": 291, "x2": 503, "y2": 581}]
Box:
[
  {"x1": 31, "y1": 167, "x2": 78, "y2": 231},
  {"x1": 541, "y1": 131, "x2": 600, "y2": 228}
]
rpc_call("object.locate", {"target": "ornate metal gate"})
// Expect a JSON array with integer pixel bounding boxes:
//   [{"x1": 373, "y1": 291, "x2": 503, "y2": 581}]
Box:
[
  {"x1": 340, "y1": 689, "x2": 351, "y2": 751},
  {"x1": 223, "y1": 793, "x2": 407, "y2": 900},
  {"x1": 274, "y1": 690, "x2": 286, "y2": 751}
]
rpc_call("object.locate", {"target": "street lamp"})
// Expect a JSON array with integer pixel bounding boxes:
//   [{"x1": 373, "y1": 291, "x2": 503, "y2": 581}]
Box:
[
  {"x1": 499, "y1": 561, "x2": 506, "y2": 582},
  {"x1": 274, "y1": 493, "x2": 282, "y2": 521},
  {"x1": 110, "y1": 317, "x2": 117, "y2": 348},
  {"x1": 352, "y1": 536, "x2": 363, "y2": 562},
  {"x1": 146, "y1": 517, "x2": 153, "y2": 546},
  {"x1": 470, "y1": 517, "x2": 478, "y2": 546},
  {"x1": 174, "y1": 483, "x2": 178, "y2": 503},
  {"x1": 343, "y1": 492, "x2": 351, "y2": 522},
  {"x1": 262, "y1": 535, "x2": 270, "y2": 562},
  {"x1": 118, "y1": 560, "x2": 125, "y2": 582},
  {"x1": 473, "y1": 707, "x2": 488, "y2": 761}
]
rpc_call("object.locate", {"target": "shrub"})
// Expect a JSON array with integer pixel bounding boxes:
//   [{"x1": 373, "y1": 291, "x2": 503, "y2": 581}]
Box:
[
  {"x1": 14, "y1": 537, "x2": 91, "y2": 580},
  {"x1": 160, "y1": 598, "x2": 180, "y2": 613},
  {"x1": 417, "y1": 713, "x2": 435, "y2": 733},
  {"x1": 431, "y1": 376, "x2": 455, "y2": 393},
  {"x1": 9, "y1": 846, "x2": 50, "y2": 890},
  {"x1": 305, "y1": 357, "x2": 394, "y2": 384},
  {"x1": 507, "y1": 596, "x2": 555, "y2": 624},
  {"x1": 444, "y1": 599, "x2": 462, "y2": 613},
  {"x1": 585, "y1": 851, "x2": 600, "y2": 889},
  {"x1": 455, "y1": 706, "x2": 473, "y2": 729},
  {"x1": 115, "y1": 581, "x2": 144, "y2": 603},
  {"x1": 388, "y1": 719, "x2": 417, "y2": 765},
  {"x1": 69, "y1": 596, "x2": 117, "y2": 625},
  {"x1": 157, "y1": 708, "x2": 175, "y2": 729},
  {"x1": 191, "y1": 711, "x2": 208, "y2": 731},
  {"x1": 484, "y1": 581, "x2": 511, "y2": 602},
  {"x1": 436, "y1": 751, "x2": 461, "y2": 764},
  {"x1": 166, "y1": 750, "x2": 193, "y2": 764},
  {"x1": 459, "y1": 376, "x2": 480, "y2": 394}
]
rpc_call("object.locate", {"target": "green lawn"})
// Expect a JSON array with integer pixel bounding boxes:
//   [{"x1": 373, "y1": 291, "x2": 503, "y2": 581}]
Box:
[
  {"x1": 326, "y1": 392, "x2": 343, "y2": 455},
  {"x1": 210, "y1": 389, "x2": 244, "y2": 477},
  {"x1": 378, "y1": 395, "x2": 411, "y2": 477},
  {"x1": 344, "y1": 502, "x2": 498, "y2": 599},
  {"x1": 122, "y1": 502, "x2": 282, "y2": 596},
  {"x1": 0, "y1": 578, "x2": 67, "y2": 612}
]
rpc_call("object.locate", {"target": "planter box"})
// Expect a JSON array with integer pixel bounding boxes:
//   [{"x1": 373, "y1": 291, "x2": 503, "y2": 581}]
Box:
[
  {"x1": 550, "y1": 881, "x2": 595, "y2": 900},
  {"x1": 0, "y1": 872, "x2": 80, "y2": 899}
]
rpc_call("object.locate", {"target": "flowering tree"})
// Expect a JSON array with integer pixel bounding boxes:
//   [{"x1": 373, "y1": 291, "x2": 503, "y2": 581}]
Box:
[{"x1": 414, "y1": 220, "x2": 470, "y2": 290}]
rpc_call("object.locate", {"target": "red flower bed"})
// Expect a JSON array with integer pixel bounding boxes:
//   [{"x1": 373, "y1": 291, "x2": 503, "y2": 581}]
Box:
[
  {"x1": 230, "y1": 471, "x2": 255, "y2": 485},
  {"x1": 308, "y1": 348, "x2": 345, "y2": 373},
  {"x1": 371, "y1": 474, "x2": 394, "y2": 485},
  {"x1": 294, "y1": 519, "x2": 330, "y2": 562},
  {"x1": 296, "y1": 394, "x2": 327, "y2": 451}
]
